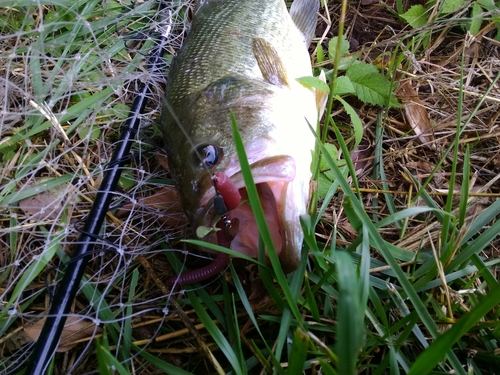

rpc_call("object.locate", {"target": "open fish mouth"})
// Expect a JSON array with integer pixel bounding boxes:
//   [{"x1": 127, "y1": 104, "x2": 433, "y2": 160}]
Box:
[{"x1": 194, "y1": 155, "x2": 302, "y2": 269}]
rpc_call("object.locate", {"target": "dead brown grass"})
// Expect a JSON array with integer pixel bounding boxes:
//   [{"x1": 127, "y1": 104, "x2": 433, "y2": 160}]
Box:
[{"x1": 313, "y1": 0, "x2": 500, "y2": 258}]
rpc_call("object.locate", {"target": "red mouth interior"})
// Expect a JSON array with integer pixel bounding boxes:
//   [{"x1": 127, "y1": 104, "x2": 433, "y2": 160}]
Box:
[
  {"x1": 198, "y1": 156, "x2": 295, "y2": 259},
  {"x1": 228, "y1": 182, "x2": 283, "y2": 258}
]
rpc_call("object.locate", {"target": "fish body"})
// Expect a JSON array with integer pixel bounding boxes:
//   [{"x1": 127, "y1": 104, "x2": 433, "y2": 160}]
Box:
[{"x1": 163, "y1": 0, "x2": 319, "y2": 272}]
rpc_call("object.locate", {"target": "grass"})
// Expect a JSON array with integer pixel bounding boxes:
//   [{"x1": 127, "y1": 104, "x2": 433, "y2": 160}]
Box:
[{"x1": 1, "y1": 0, "x2": 500, "y2": 374}]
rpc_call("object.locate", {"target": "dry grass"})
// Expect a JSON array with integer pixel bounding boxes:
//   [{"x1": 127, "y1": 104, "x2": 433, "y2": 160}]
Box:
[{"x1": 316, "y1": 1, "x2": 500, "y2": 255}]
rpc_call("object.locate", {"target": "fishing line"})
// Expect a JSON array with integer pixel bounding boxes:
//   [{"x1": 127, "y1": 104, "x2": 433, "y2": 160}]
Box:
[
  {"x1": 162, "y1": 98, "x2": 220, "y2": 180},
  {"x1": 42, "y1": 247, "x2": 112, "y2": 301},
  {"x1": 22, "y1": 4, "x2": 172, "y2": 373},
  {"x1": 164, "y1": 171, "x2": 242, "y2": 286},
  {"x1": 161, "y1": 62, "x2": 243, "y2": 286}
]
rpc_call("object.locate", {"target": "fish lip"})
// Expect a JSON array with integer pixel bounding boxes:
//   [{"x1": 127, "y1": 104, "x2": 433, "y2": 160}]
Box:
[{"x1": 202, "y1": 154, "x2": 296, "y2": 207}]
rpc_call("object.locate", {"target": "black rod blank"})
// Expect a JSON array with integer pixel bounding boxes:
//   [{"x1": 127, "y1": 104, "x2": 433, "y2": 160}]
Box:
[{"x1": 23, "y1": 19, "x2": 169, "y2": 375}]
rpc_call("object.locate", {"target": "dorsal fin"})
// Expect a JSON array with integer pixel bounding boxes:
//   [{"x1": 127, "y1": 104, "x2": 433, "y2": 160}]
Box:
[
  {"x1": 290, "y1": 0, "x2": 319, "y2": 47},
  {"x1": 252, "y1": 38, "x2": 290, "y2": 88}
]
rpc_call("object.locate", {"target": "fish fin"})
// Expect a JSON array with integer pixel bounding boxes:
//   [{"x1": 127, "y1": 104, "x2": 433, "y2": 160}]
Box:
[
  {"x1": 316, "y1": 70, "x2": 328, "y2": 119},
  {"x1": 289, "y1": 0, "x2": 319, "y2": 47},
  {"x1": 252, "y1": 38, "x2": 290, "y2": 88}
]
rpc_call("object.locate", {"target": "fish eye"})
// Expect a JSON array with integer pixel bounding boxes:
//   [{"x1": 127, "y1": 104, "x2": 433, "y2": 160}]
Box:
[{"x1": 192, "y1": 144, "x2": 222, "y2": 169}]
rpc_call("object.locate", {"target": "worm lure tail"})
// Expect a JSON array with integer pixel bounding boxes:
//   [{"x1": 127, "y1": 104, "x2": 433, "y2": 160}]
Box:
[{"x1": 165, "y1": 172, "x2": 242, "y2": 287}]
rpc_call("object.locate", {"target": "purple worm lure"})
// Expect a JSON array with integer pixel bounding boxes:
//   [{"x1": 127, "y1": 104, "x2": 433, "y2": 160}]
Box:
[{"x1": 165, "y1": 172, "x2": 242, "y2": 286}]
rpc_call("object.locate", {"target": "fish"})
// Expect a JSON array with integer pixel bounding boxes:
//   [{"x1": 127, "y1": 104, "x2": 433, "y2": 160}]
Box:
[{"x1": 162, "y1": 0, "x2": 320, "y2": 273}]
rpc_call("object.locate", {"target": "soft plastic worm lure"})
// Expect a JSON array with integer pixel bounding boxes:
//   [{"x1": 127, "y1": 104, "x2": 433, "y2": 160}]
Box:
[{"x1": 165, "y1": 172, "x2": 242, "y2": 286}]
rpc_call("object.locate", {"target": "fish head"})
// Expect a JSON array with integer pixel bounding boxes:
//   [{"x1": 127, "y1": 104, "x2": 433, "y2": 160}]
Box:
[{"x1": 164, "y1": 75, "x2": 316, "y2": 272}]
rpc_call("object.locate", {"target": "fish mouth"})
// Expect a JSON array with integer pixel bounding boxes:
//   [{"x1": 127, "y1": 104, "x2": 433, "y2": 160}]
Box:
[{"x1": 195, "y1": 155, "x2": 305, "y2": 272}]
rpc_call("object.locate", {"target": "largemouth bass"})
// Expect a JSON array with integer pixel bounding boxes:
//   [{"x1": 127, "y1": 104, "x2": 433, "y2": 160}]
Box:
[{"x1": 163, "y1": 0, "x2": 320, "y2": 273}]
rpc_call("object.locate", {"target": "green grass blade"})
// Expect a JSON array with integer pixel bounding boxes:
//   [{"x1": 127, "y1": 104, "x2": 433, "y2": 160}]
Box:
[
  {"x1": 448, "y1": 218, "x2": 500, "y2": 271},
  {"x1": 188, "y1": 290, "x2": 245, "y2": 375},
  {"x1": 335, "y1": 250, "x2": 363, "y2": 375},
  {"x1": 134, "y1": 343, "x2": 194, "y2": 375},
  {"x1": 316, "y1": 129, "x2": 467, "y2": 374},
  {"x1": 286, "y1": 329, "x2": 309, "y2": 375},
  {"x1": 387, "y1": 284, "x2": 429, "y2": 350},
  {"x1": 230, "y1": 112, "x2": 303, "y2": 323},
  {"x1": 329, "y1": 119, "x2": 360, "y2": 196},
  {"x1": 375, "y1": 207, "x2": 440, "y2": 228},
  {"x1": 458, "y1": 145, "x2": 470, "y2": 228},
  {"x1": 460, "y1": 198, "x2": 500, "y2": 244},
  {"x1": 408, "y1": 283, "x2": 500, "y2": 375},
  {"x1": 229, "y1": 263, "x2": 263, "y2": 338},
  {"x1": 182, "y1": 239, "x2": 267, "y2": 267},
  {"x1": 1, "y1": 174, "x2": 74, "y2": 206},
  {"x1": 373, "y1": 111, "x2": 400, "y2": 228},
  {"x1": 96, "y1": 329, "x2": 130, "y2": 375},
  {"x1": 231, "y1": 294, "x2": 246, "y2": 373},
  {"x1": 121, "y1": 268, "x2": 139, "y2": 366},
  {"x1": 0, "y1": 228, "x2": 63, "y2": 313}
]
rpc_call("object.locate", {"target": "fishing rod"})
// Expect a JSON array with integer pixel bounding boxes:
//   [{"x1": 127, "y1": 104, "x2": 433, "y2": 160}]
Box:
[{"x1": 22, "y1": 9, "x2": 171, "y2": 375}]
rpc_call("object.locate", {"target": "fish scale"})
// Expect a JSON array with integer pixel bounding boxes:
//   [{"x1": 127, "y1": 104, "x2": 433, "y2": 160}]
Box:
[{"x1": 167, "y1": 1, "x2": 301, "y2": 103}]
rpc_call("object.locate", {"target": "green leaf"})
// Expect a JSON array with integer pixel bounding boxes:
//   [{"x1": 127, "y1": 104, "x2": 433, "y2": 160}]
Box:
[
  {"x1": 400, "y1": 5, "x2": 428, "y2": 28},
  {"x1": 118, "y1": 170, "x2": 136, "y2": 190},
  {"x1": 469, "y1": 2, "x2": 484, "y2": 35},
  {"x1": 318, "y1": 173, "x2": 334, "y2": 199},
  {"x1": 345, "y1": 62, "x2": 377, "y2": 80},
  {"x1": 477, "y1": 0, "x2": 496, "y2": 10},
  {"x1": 319, "y1": 143, "x2": 339, "y2": 171},
  {"x1": 195, "y1": 225, "x2": 218, "y2": 238},
  {"x1": 326, "y1": 35, "x2": 357, "y2": 71},
  {"x1": 335, "y1": 96, "x2": 363, "y2": 149},
  {"x1": 297, "y1": 75, "x2": 330, "y2": 93},
  {"x1": 316, "y1": 44, "x2": 325, "y2": 63},
  {"x1": 77, "y1": 124, "x2": 101, "y2": 140},
  {"x1": 441, "y1": 0, "x2": 464, "y2": 14},
  {"x1": 332, "y1": 75, "x2": 355, "y2": 96},
  {"x1": 346, "y1": 62, "x2": 400, "y2": 107},
  {"x1": 328, "y1": 35, "x2": 350, "y2": 59}
]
